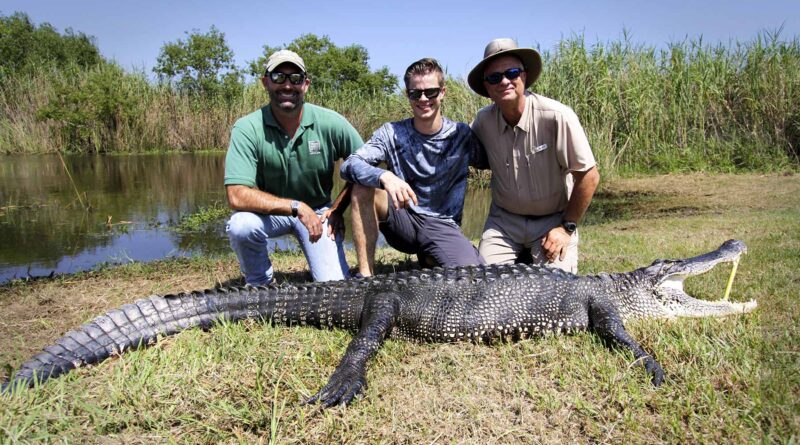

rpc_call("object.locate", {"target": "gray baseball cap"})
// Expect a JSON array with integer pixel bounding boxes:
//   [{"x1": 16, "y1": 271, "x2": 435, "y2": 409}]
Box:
[{"x1": 265, "y1": 49, "x2": 306, "y2": 73}]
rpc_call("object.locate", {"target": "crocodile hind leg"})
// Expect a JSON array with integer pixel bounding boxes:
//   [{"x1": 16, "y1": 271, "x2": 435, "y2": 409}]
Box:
[
  {"x1": 589, "y1": 300, "x2": 665, "y2": 386},
  {"x1": 306, "y1": 292, "x2": 400, "y2": 407}
]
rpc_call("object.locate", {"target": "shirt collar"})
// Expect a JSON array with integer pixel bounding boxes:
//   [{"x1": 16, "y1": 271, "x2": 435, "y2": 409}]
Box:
[
  {"x1": 494, "y1": 92, "x2": 533, "y2": 134},
  {"x1": 262, "y1": 103, "x2": 313, "y2": 131}
]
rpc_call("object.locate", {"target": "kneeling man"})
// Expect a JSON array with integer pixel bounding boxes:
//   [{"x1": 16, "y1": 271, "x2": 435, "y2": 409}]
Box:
[
  {"x1": 468, "y1": 38, "x2": 600, "y2": 273},
  {"x1": 225, "y1": 50, "x2": 362, "y2": 284}
]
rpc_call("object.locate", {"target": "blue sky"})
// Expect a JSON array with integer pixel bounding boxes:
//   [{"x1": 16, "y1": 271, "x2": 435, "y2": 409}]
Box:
[{"x1": 3, "y1": 0, "x2": 797, "y2": 80}]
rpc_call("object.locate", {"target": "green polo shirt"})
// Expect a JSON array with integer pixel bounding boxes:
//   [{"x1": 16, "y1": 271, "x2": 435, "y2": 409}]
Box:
[{"x1": 224, "y1": 103, "x2": 363, "y2": 208}]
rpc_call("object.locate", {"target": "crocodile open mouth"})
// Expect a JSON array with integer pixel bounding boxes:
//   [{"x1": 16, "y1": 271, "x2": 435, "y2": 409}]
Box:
[{"x1": 653, "y1": 240, "x2": 756, "y2": 317}]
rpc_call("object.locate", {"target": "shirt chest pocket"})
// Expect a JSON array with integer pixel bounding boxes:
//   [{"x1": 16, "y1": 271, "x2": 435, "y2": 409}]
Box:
[{"x1": 524, "y1": 134, "x2": 563, "y2": 199}]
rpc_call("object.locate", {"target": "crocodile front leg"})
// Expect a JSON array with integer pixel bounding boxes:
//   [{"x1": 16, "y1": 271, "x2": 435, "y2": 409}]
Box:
[
  {"x1": 306, "y1": 292, "x2": 400, "y2": 407},
  {"x1": 589, "y1": 299, "x2": 665, "y2": 386}
]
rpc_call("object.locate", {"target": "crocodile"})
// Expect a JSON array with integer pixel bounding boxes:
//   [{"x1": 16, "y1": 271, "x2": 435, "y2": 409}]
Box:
[{"x1": 2, "y1": 239, "x2": 756, "y2": 406}]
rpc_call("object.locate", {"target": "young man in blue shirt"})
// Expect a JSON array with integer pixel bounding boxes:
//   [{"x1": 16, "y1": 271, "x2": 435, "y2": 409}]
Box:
[{"x1": 340, "y1": 58, "x2": 487, "y2": 276}]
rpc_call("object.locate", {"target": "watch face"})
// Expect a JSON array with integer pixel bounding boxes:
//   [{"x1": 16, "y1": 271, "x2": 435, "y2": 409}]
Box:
[{"x1": 563, "y1": 221, "x2": 577, "y2": 233}]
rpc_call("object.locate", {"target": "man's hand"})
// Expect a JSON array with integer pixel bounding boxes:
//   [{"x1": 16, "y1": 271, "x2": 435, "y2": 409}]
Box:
[
  {"x1": 321, "y1": 208, "x2": 345, "y2": 241},
  {"x1": 379, "y1": 172, "x2": 418, "y2": 209},
  {"x1": 297, "y1": 202, "x2": 323, "y2": 242},
  {"x1": 541, "y1": 227, "x2": 572, "y2": 262}
]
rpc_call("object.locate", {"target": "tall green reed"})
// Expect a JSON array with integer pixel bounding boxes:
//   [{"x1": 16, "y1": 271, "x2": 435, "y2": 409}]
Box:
[{"x1": 1, "y1": 33, "x2": 797, "y2": 175}]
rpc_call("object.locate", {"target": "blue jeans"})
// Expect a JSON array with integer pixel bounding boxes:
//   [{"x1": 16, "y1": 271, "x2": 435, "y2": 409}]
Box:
[{"x1": 226, "y1": 205, "x2": 350, "y2": 285}]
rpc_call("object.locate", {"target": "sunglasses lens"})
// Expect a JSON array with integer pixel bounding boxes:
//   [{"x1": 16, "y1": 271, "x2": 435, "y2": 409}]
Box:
[
  {"x1": 270, "y1": 72, "x2": 305, "y2": 85},
  {"x1": 485, "y1": 73, "x2": 503, "y2": 85},
  {"x1": 423, "y1": 88, "x2": 440, "y2": 99},
  {"x1": 505, "y1": 68, "x2": 522, "y2": 80},
  {"x1": 484, "y1": 68, "x2": 524, "y2": 85},
  {"x1": 407, "y1": 88, "x2": 440, "y2": 100}
]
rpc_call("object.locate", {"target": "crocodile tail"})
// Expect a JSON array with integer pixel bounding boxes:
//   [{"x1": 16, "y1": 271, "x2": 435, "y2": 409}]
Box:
[{"x1": 1, "y1": 285, "x2": 292, "y2": 392}]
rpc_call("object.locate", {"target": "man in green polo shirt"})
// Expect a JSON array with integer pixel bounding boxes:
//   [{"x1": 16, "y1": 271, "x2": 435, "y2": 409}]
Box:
[{"x1": 224, "y1": 50, "x2": 363, "y2": 284}]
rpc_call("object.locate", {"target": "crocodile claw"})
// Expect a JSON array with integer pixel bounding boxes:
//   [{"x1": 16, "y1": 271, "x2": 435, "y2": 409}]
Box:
[
  {"x1": 644, "y1": 356, "x2": 665, "y2": 386},
  {"x1": 305, "y1": 367, "x2": 367, "y2": 408}
]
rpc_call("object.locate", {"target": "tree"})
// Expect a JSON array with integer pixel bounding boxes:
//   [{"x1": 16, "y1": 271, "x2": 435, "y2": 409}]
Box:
[
  {"x1": 249, "y1": 34, "x2": 397, "y2": 95},
  {"x1": 153, "y1": 26, "x2": 242, "y2": 100},
  {"x1": 0, "y1": 11, "x2": 102, "y2": 75}
]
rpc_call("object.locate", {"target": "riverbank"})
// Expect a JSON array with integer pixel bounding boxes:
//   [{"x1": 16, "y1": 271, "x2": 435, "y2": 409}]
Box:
[{"x1": 1, "y1": 173, "x2": 798, "y2": 443}]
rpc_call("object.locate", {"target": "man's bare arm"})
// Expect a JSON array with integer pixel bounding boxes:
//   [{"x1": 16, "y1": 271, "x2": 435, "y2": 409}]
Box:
[
  {"x1": 541, "y1": 166, "x2": 600, "y2": 261},
  {"x1": 226, "y1": 185, "x2": 290, "y2": 214},
  {"x1": 561, "y1": 165, "x2": 600, "y2": 224},
  {"x1": 321, "y1": 182, "x2": 353, "y2": 240},
  {"x1": 329, "y1": 182, "x2": 353, "y2": 214},
  {"x1": 226, "y1": 185, "x2": 323, "y2": 242}
]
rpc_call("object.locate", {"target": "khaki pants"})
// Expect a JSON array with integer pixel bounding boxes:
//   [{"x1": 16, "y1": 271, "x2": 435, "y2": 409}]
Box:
[{"x1": 479, "y1": 203, "x2": 579, "y2": 273}]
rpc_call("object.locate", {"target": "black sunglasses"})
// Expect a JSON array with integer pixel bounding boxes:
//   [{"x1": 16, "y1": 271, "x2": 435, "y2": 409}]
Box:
[
  {"x1": 484, "y1": 68, "x2": 525, "y2": 85},
  {"x1": 269, "y1": 71, "x2": 306, "y2": 85},
  {"x1": 406, "y1": 88, "x2": 441, "y2": 100}
]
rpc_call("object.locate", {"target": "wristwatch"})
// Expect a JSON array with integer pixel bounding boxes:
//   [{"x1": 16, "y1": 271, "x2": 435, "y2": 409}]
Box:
[
  {"x1": 290, "y1": 200, "x2": 300, "y2": 218},
  {"x1": 561, "y1": 220, "x2": 577, "y2": 234}
]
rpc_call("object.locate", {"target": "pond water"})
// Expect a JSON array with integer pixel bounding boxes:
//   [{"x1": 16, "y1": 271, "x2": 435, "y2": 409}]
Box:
[{"x1": 0, "y1": 153, "x2": 495, "y2": 283}]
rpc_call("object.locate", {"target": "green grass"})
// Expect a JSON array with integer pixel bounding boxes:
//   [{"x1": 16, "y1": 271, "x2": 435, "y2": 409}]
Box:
[{"x1": 0, "y1": 173, "x2": 798, "y2": 443}]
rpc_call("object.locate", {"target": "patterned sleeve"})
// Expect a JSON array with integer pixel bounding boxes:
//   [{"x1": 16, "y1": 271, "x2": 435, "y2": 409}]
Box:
[{"x1": 339, "y1": 123, "x2": 393, "y2": 188}]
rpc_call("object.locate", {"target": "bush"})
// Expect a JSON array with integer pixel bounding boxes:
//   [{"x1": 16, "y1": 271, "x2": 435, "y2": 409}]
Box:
[{"x1": 36, "y1": 64, "x2": 144, "y2": 152}]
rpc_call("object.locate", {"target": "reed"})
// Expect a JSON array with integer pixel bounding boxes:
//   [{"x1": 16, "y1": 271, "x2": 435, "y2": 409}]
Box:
[{"x1": 1, "y1": 33, "x2": 798, "y2": 175}]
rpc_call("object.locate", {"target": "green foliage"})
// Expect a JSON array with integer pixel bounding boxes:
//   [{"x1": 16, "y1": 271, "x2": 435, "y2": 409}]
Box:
[
  {"x1": 1, "y1": 29, "x2": 798, "y2": 173},
  {"x1": 174, "y1": 201, "x2": 230, "y2": 233},
  {"x1": 36, "y1": 64, "x2": 144, "y2": 152},
  {"x1": 533, "y1": 30, "x2": 800, "y2": 172},
  {"x1": 249, "y1": 34, "x2": 397, "y2": 96},
  {"x1": 0, "y1": 11, "x2": 101, "y2": 79},
  {"x1": 153, "y1": 26, "x2": 242, "y2": 101}
]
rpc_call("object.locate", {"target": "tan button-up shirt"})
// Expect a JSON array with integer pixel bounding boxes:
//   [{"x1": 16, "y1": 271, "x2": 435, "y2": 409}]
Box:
[{"x1": 471, "y1": 92, "x2": 596, "y2": 216}]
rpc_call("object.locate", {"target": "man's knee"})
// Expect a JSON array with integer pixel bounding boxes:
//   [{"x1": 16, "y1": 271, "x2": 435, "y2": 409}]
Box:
[
  {"x1": 226, "y1": 212, "x2": 263, "y2": 240},
  {"x1": 479, "y1": 228, "x2": 519, "y2": 265}
]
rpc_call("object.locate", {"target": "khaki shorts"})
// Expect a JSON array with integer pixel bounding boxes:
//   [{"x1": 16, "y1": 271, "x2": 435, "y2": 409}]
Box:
[{"x1": 479, "y1": 203, "x2": 579, "y2": 273}]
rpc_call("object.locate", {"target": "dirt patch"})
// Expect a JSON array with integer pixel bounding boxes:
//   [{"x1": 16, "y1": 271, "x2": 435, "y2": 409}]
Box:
[{"x1": 587, "y1": 172, "x2": 798, "y2": 225}]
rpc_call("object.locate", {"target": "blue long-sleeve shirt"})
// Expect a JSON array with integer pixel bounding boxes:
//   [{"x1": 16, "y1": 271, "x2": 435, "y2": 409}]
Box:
[{"x1": 340, "y1": 117, "x2": 487, "y2": 225}]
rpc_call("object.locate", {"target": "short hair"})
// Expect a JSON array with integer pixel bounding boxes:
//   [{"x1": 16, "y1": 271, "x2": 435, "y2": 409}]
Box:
[{"x1": 403, "y1": 58, "x2": 445, "y2": 89}]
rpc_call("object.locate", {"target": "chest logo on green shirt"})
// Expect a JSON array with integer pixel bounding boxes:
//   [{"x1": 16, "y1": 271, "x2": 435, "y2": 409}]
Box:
[{"x1": 309, "y1": 140, "x2": 321, "y2": 155}]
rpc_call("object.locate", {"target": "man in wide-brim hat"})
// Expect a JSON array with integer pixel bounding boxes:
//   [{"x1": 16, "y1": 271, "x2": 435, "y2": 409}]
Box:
[{"x1": 468, "y1": 38, "x2": 600, "y2": 273}]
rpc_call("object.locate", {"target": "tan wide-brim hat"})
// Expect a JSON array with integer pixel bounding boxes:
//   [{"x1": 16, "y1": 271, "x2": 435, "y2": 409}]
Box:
[{"x1": 468, "y1": 38, "x2": 542, "y2": 97}]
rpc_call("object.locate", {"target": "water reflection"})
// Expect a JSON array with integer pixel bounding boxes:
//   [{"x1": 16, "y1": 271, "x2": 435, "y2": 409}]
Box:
[
  {"x1": 0, "y1": 153, "x2": 234, "y2": 282},
  {"x1": 0, "y1": 153, "x2": 498, "y2": 283}
]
